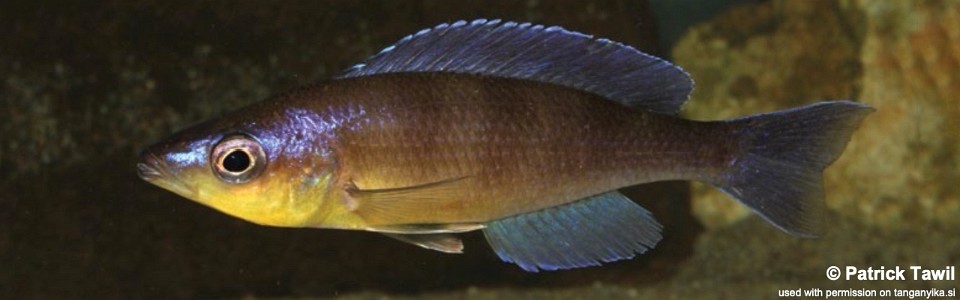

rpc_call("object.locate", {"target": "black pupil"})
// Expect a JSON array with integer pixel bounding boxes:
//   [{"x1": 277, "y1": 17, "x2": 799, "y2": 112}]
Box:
[{"x1": 222, "y1": 150, "x2": 251, "y2": 173}]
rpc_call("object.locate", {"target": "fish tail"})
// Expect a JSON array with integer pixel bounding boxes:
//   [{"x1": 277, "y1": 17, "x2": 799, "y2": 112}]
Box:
[{"x1": 713, "y1": 101, "x2": 874, "y2": 237}]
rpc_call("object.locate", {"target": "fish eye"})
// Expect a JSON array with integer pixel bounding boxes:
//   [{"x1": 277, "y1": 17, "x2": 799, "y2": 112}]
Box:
[{"x1": 211, "y1": 134, "x2": 267, "y2": 184}]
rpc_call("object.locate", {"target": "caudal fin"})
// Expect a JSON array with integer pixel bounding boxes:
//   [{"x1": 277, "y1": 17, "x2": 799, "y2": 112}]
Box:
[{"x1": 715, "y1": 101, "x2": 874, "y2": 237}]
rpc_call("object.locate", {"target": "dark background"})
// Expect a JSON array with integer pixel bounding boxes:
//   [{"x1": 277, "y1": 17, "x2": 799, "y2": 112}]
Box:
[{"x1": 0, "y1": 1, "x2": 758, "y2": 298}]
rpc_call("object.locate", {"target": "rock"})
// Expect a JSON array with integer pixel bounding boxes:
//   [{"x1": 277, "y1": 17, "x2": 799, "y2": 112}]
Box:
[{"x1": 673, "y1": 0, "x2": 960, "y2": 231}]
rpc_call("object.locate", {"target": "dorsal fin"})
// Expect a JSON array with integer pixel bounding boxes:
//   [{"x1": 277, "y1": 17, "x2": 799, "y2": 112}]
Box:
[{"x1": 338, "y1": 19, "x2": 694, "y2": 115}]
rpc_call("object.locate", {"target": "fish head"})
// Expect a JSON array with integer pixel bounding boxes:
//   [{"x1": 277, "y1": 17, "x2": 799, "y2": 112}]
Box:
[{"x1": 138, "y1": 111, "x2": 338, "y2": 228}]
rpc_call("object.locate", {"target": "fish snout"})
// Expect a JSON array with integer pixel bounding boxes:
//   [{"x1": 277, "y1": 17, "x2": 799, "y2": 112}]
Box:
[
  {"x1": 137, "y1": 151, "x2": 166, "y2": 182},
  {"x1": 137, "y1": 150, "x2": 199, "y2": 198}
]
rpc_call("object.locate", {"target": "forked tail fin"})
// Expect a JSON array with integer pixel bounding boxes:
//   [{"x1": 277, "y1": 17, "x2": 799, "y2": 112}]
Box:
[{"x1": 714, "y1": 101, "x2": 874, "y2": 237}]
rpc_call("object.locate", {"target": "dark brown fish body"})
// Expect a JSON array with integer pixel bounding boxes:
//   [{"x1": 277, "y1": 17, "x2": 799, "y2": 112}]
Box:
[
  {"x1": 138, "y1": 19, "x2": 873, "y2": 272},
  {"x1": 288, "y1": 72, "x2": 735, "y2": 225}
]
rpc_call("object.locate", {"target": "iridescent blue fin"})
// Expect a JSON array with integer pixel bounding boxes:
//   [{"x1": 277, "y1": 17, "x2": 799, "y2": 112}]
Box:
[
  {"x1": 482, "y1": 191, "x2": 662, "y2": 272},
  {"x1": 338, "y1": 19, "x2": 693, "y2": 115},
  {"x1": 715, "y1": 101, "x2": 874, "y2": 237}
]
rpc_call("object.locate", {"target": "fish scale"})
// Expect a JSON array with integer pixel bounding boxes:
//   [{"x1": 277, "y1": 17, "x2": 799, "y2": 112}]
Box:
[{"x1": 321, "y1": 73, "x2": 726, "y2": 225}]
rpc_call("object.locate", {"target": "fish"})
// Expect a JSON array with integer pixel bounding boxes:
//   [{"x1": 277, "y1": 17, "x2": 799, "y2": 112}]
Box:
[{"x1": 137, "y1": 19, "x2": 874, "y2": 272}]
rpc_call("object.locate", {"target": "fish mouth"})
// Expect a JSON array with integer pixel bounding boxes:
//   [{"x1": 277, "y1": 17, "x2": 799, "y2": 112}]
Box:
[
  {"x1": 137, "y1": 152, "x2": 166, "y2": 182},
  {"x1": 138, "y1": 152, "x2": 196, "y2": 197},
  {"x1": 137, "y1": 163, "x2": 162, "y2": 182}
]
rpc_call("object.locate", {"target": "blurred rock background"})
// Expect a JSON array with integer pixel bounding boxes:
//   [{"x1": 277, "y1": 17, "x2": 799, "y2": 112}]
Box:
[
  {"x1": 2, "y1": 0, "x2": 958, "y2": 299},
  {"x1": 677, "y1": 0, "x2": 960, "y2": 233}
]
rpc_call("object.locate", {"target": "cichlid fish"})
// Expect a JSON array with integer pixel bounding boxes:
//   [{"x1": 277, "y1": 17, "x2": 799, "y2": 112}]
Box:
[{"x1": 138, "y1": 19, "x2": 873, "y2": 272}]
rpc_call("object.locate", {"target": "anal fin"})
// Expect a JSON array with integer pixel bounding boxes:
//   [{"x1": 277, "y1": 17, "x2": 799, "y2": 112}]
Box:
[{"x1": 482, "y1": 191, "x2": 662, "y2": 272}]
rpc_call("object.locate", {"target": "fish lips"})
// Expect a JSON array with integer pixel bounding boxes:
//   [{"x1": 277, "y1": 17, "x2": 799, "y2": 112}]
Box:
[
  {"x1": 137, "y1": 150, "x2": 198, "y2": 199},
  {"x1": 136, "y1": 151, "x2": 166, "y2": 182}
]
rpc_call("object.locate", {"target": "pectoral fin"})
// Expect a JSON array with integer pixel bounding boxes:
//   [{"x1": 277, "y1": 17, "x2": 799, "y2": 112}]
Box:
[
  {"x1": 381, "y1": 233, "x2": 464, "y2": 254},
  {"x1": 366, "y1": 223, "x2": 484, "y2": 234},
  {"x1": 482, "y1": 191, "x2": 663, "y2": 272},
  {"x1": 348, "y1": 176, "x2": 473, "y2": 224}
]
